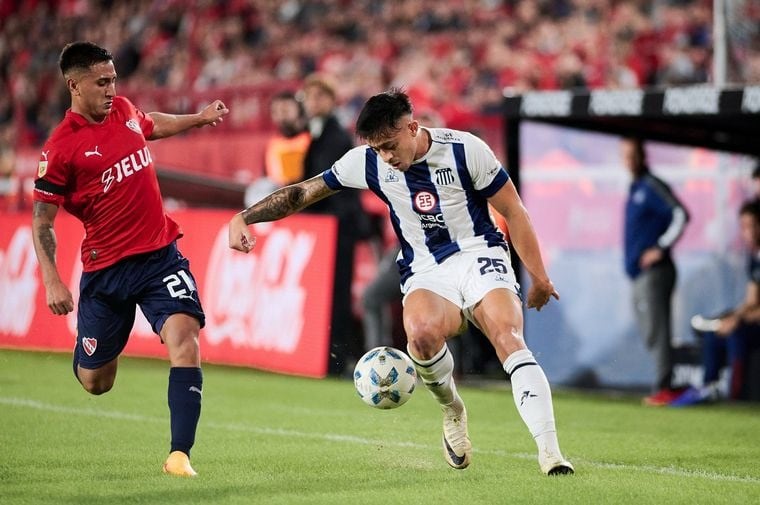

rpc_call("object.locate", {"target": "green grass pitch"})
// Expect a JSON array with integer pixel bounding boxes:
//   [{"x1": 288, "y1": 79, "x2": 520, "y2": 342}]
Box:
[{"x1": 1, "y1": 349, "x2": 758, "y2": 504}]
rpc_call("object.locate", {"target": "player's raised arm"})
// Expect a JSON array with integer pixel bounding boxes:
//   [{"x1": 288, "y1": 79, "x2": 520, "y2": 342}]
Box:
[
  {"x1": 31, "y1": 201, "x2": 75, "y2": 315},
  {"x1": 228, "y1": 174, "x2": 339, "y2": 253},
  {"x1": 487, "y1": 178, "x2": 558, "y2": 311},
  {"x1": 147, "y1": 100, "x2": 229, "y2": 140}
]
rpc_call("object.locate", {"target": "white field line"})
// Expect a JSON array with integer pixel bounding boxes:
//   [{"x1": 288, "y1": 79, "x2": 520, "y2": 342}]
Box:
[{"x1": 2, "y1": 396, "x2": 759, "y2": 485}]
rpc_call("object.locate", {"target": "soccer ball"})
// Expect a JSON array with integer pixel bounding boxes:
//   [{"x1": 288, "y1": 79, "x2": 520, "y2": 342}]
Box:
[{"x1": 353, "y1": 346, "x2": 417, "y2": 409}]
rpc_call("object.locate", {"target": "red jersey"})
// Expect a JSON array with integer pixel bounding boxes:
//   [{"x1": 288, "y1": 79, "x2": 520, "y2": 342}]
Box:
[{"x1": 33, "y1": 96, "x2": 181, "y2": 272}]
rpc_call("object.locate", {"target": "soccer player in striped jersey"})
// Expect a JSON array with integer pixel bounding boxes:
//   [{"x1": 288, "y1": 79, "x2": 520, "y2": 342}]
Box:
[{"x1": 228, "y1": 89, "x2": 573, "y2": 475}]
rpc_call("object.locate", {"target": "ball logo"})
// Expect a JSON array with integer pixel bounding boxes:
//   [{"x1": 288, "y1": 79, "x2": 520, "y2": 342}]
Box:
[
  {"x1": 414, "y1": 191, "x2": 437, "y2": 213},
  {"x1": 82, "y1": 337, "x2": 98, "y2": 356}
]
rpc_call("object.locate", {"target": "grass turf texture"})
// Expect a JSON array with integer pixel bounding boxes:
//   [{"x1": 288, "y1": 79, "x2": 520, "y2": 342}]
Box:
[{"x1": 1, "y1": 349, "x2": 758, "y2": 504}]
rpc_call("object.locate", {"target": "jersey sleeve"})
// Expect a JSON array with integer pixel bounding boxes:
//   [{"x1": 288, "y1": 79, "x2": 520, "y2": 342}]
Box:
[
  {"x1": 464, "y1": 133, "x2": 509, "y2": 197},
  {"x1": 322, "y1": 146, "x2": 370, "y2": 190},
  {"x1": 135, "y1": 106, "x2": 155, "y2": 138},
  {"x1": 33, "y1": 143, "x2": 67, "y2": 205}
]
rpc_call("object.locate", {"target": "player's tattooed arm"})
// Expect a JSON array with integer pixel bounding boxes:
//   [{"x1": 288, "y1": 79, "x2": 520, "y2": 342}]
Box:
[
  {"x1": 32, "y1": 201, "x2": 74, "y2": 314},
  {"x1": 241, "y1": 175, "x2": 338, "y2": 225},
  {"x1": 32, "y1": 201, "x2": 59, "y2": 266}
]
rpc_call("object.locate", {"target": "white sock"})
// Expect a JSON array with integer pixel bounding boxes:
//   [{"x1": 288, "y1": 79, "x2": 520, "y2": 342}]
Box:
[
  {"x1": 408, "y1": 343, "x2": 460, "y2": 408},
  {"x1": 503, "y1": 349, "x2": 563, "y2": 460}
]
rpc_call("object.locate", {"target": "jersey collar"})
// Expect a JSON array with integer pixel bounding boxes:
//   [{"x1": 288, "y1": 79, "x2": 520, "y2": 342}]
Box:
[{"x1": 65, "y1": 108, "x2": 111, "y2": 127}]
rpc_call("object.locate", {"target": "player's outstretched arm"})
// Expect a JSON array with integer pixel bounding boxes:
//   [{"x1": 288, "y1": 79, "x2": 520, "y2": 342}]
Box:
[
  {"x1": 147, "y1": 100, "x2": 229, "y2": 140},
  {"x1": 228, "y1": 175, "x2": 339, "y2": 253},
  {"x1": 488, "y1": 179, "x2": 558, "y2": 311},
  {"x1": 31, "y1": 201, "x2": 74, "y2": 315}
]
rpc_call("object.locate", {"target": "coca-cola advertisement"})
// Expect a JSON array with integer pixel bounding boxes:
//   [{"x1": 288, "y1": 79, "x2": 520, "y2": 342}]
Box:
[{"x1": 0, "y1": 210, "x2": 337, "y2": 378}]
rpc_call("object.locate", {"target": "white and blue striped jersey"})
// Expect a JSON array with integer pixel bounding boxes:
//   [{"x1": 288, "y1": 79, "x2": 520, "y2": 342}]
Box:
[{"x1": 322, "y1": 127, "x2": 510, "y2": 284}]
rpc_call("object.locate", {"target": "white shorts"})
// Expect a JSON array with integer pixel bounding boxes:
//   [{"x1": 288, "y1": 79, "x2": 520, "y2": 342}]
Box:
[{"x1": 401, "y1": 247, "x2": 521, "y2": 323}]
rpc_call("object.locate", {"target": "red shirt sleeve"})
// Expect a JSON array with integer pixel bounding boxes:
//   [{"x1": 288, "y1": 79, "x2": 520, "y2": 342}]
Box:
[
  {"x1": 135, "y1": 105, "x2": 155, "y2": 139},
  {"x1": 33, "y1": 143, "x2": 67, "y2": 205}
]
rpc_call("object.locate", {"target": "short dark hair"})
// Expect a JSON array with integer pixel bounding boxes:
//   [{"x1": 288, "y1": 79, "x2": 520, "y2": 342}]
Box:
[
  {"x1": 740, "y1": 199, "x2": 760, "y2": 221},
  {"x1": 59, "y1": 42, "x2": 113, "y2": 76},
  {"x1": 356, "y1": 88, "x2": 413, "y2": 141}
]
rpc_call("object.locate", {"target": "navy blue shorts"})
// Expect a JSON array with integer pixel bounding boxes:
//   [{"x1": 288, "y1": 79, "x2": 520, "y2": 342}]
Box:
[{"x1": 75, "y1": 241, "x2": 205, "y2": 369}]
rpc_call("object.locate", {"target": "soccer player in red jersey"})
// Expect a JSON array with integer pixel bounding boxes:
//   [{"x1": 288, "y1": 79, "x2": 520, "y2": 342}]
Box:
[{"x1": 31, "y1": 41, "x2": 229, "y2": 477}]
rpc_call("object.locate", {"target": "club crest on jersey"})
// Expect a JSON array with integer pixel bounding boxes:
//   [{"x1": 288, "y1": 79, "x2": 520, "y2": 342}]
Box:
[
  {"x1": 125, "y1": 119, "x2": 142, "y2": 134},
  {"x1": 435, "y1": 167, "x2": 454, "y2": 185},
  {"x1": 82, "y1": 337, "x2": 98, "y2": 356},
  {"x1": 413, "y1": 191, "x2": 437, "y2": 213}
]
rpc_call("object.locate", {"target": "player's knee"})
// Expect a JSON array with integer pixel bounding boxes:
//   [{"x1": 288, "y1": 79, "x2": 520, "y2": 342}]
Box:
[
  {"x1": 492, "y1": 325, "x2": 526, "y2": 356},
  {"x1": 406, "y1": 320, "x2": 448, "y2": 358},
  {"x1": 80, "y1": 377, "x2": 114, "y2": 395},
  {"x1": 406, "y1": 317, "x2": 445, "y2": 340},
  {"x1": 167, "y1": 332, "x2": 201, "y2": 367}
]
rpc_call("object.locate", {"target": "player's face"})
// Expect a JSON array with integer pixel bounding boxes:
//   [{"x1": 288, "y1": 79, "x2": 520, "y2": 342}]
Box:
[
  {"x1": 69, "y1": 61, "x2": 117, "y2": 122},
  {"x1": 739, "y1": 213, "x2": 760, "y2": 249},
  {"x1": 368, "y1": 118, "x2": 423, "y2": 172}
]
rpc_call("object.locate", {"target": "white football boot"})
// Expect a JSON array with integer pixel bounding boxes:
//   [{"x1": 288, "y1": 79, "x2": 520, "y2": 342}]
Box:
[
  {"x1": 539, "y1": 451, "x2": 575, "y2": 476},
  {"x1": 441, "y1": 399, "x2": 472, "y2": 469}
]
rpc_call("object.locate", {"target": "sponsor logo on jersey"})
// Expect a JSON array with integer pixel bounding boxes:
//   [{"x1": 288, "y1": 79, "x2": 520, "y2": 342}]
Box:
[
  {"x1": 82, "y1": 337, "x2": 98, "y2": 356},
  {"x1": 435, "y1": 130, "x2": 462, "y2": 143},
  {"x1": 435, "y1": 167, "x2": 454, "y2": 185},
  {"x1": 413, "y1": 191, "x2": 437, "y2": 212},
  {"x1": 125, "y1": 119, "x2": 143, "y2": 134},
  {"x1": 413, "y1": 191, "x2": 447, "y2": 230},
  {"x1": 84, "y1": 146, "x2": 102, "y2": 158},
  {"x1": 100, "y1": 146, "x2": 152, "y2": 193},
  {"x1": 419, "y1": 213, "x2": 447, "y2": 230}
]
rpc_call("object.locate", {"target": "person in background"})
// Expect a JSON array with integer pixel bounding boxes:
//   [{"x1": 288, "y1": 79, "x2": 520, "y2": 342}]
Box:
[
  {"x1": 676, "y1": 200, "x2": 760, "y2": 405},
  {"x1": 31, "y1": 41, "x2": 228, "y2": 477},
  {"x1": 264, "y1": 91, "x2": 310, "y2": 186},
  {"x1": 300, "y1": 72, "x2": 371, "y2": 375},
  {"x1": 245, "y1": 91, "x2": 310, "y2": 206},
  {"x1": 621, "y1": 137, "x2": 690, "y2": 406},
  {"x1": 229, "y1": 89, "x2": 573, "y2": 476}
]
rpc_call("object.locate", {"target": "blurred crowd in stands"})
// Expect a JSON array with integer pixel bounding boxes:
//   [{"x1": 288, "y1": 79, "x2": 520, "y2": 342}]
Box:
[
  {"x1": 4, "y1": 1, "x2": 754, "y2": 145},
  {"x1": 1, "y1": 0, "x2": 759, "y2": 203}
]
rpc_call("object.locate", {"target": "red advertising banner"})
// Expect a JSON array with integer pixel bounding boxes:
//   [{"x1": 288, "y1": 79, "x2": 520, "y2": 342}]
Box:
[{"x1": 0, "y1": 210, "x2": 337, "y2": 378}]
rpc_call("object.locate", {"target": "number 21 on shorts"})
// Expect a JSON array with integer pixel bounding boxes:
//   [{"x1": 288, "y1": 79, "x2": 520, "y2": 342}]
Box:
[{"x1": 163, "y1": 270, "x2": 196, "y2": 299}]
